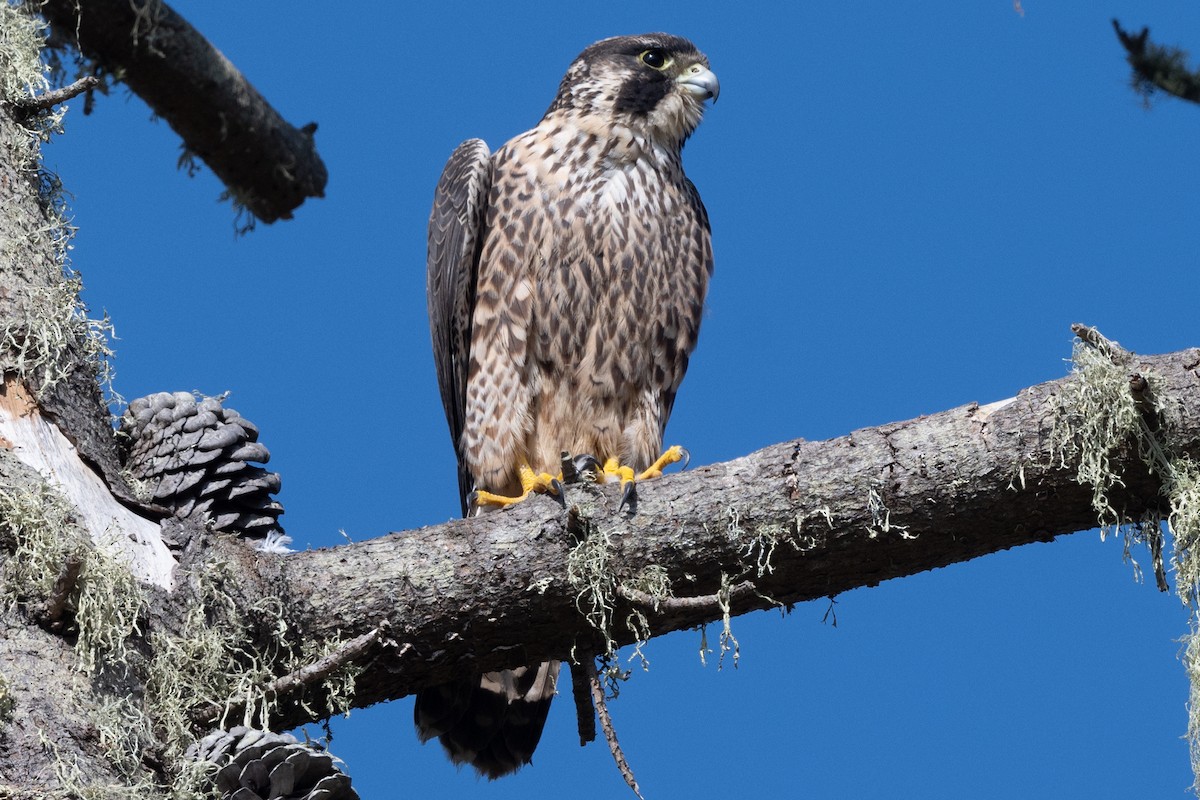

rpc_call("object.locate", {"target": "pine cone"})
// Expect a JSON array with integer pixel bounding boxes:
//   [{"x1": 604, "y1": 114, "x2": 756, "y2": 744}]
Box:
[
  {"x1": 187, "y1": 727, "x2": 359, "y2": 800},
  {"x1": 120, "y1": 392, "x2": 289, "y2": 552}
]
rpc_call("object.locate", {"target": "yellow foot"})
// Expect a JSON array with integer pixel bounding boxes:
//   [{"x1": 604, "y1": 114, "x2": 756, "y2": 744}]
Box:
[
  {"x1": 601, "y1": 457, "x2": 638, "y2": 512},
  {"x1": 637, "y1": 445, "x2": 689, "y2": 480},
  {"x1": 474, "y1": 464, "x2": 562, "y2": 509},
  {"x1": 600, "y1": 445, "x2": 689, "y2": 511}
]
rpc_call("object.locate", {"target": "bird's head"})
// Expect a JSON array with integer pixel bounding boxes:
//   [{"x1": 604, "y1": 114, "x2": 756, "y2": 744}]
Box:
[{"x1": 546, "y1": 33, "x2": 719, "y2": 149}]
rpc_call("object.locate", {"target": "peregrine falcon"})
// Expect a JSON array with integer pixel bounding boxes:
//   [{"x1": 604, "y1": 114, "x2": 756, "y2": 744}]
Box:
[{"x1": 418, "y1": 33, "x2": 718, "y2": 778}]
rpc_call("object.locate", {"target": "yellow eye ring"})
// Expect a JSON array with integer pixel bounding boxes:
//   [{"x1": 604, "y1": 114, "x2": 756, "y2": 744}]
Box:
[{"x1": 639, "y1": 49, "x2": 672, "y2": 70}]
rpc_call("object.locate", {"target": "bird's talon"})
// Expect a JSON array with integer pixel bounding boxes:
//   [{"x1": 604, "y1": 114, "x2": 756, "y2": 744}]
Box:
[
  {"x1": 618, "y1": 481, "x2": 637, "y2": 512},
  {"x1": 473, "y1": 465, "x2": 562, "y2": 509},
  {"x1": 573, "y1": 453, "x2": 600, "y2": 481},
  {"x1": 636, "y1": 444, "x2": 688, "y2": 481},
  {"x1": 560, "y1": 452, "x2": 600, "y2": 484}
]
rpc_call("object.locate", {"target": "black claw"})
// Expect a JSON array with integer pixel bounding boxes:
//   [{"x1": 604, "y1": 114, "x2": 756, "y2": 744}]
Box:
[
  {"x1": 618, "y1": 481, "x2": 637, "y2": 513},
  {"x1": 549, "y1": 477, "x2": 567, "y2": 507},
  {"x1": 574, "y1": 454, "x2": 601, "y2": 483},
  {"x1": 678, "y1": 447, "x2": 691, "y2": 471},
  {"x1": 575, "y1": 453, "x2": 600, "y2": 471},
  {"x1": 561, "y1": 452, "x2": 600, "y2": 484}
]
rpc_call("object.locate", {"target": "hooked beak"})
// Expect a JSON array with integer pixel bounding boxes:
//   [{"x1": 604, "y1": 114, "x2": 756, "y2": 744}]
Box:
[{"x1": 677, "y1": 63, "x2": 720, "y2": 103}]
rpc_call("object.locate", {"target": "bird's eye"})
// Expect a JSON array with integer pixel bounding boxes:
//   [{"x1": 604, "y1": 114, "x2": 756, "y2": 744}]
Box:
[{"x1": 639, "y1": 49, "x2": 672, "y2": 70}]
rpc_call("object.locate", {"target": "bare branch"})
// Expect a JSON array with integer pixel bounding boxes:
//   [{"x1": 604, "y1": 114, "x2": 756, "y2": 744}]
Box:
[
  {"x1": 10, "y1": 76, "x2": 100, "y2": 113},
  {"x1": 585, "y1": 657, "x2": 643, "y2": 800},
  {"x1": 40, "y1": 0, "x2": 327, "y2": 223},
  {"x1": 619, "y1": 580, "x2": 758, "y2": 612},
  {"x1": 191, "y1": 624, "x2": 389, "y2": 727}
]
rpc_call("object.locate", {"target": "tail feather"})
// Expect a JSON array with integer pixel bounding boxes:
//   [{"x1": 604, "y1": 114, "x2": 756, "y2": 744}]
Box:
[{"x1": 414, "y1": 661, "x2": 561, "y2": 779}]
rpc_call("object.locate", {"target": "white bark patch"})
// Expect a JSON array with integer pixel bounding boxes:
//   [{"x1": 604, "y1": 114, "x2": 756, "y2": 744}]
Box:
[{"x1": 0, "y1": 381, "x2": 174, "y2": 590}]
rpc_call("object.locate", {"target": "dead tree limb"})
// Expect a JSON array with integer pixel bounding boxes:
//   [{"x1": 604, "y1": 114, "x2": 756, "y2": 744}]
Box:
[
  {"x1": 39, "y1": 0, "x2": 327, "y2": 224},
  {"x1": 9, "y1": 76, "x2": 100, "y2": 113},
  {"x1": 1113, "y1": 19, "x2": 1200, "y2": 105},
  {"x1": 202, "y1": 342, "x2": 1200, "y2": 732}
]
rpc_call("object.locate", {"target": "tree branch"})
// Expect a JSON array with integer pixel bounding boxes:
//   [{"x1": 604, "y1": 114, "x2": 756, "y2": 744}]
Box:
[
  {"x1": 9, "y1": 76, "x2": 100, "y2": 113},
  {"x1": 1113, "y1": 19, "x2": 1200, "y2": 105},
  {"x1": 212, "y1": 342, "x2": 1200, "y2": 732},
  {"x1": 40, "y1": 0, "x2": 327, "y2": 224},
  {"x1": 191, "y1": 624, "x2": 390, "y2": 728},
  {"x1": 585, "y1": 657, "x2": 643, "y2": 800}
]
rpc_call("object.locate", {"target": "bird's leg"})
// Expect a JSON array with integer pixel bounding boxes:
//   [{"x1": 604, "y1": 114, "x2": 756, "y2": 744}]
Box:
[
  {"x1": 598, "y1": 446, "x2": 690, "y2": 511},
  {"x1": 474, "y1": 464, "x2": 562, "y2": 508},
  {"x1": 637, "y1": 445, "x2": 689, "y2": 480},
  {"x1": 601, "y1": 458, "x2": 638, "y2": 511}
]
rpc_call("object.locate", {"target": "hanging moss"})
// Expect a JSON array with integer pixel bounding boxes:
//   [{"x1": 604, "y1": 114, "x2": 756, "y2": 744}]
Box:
[{"x1": 1051, "y1": 331, "x2": 1200, "y2": 790}]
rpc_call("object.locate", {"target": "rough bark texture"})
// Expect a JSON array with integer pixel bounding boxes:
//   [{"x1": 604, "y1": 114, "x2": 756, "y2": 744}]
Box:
[
  {"x1": 3, "y1": 7, "x2": 1200, "y2": 795},
  {"x1": 220, "y1": 343, "x2": 1199, "y2": 730},
  {"x1": 40, "y1": 0, "x2": 328, "y2": 224},
  {"x1": 0, "y1": 449, "x2": 133, "y2": 792}
]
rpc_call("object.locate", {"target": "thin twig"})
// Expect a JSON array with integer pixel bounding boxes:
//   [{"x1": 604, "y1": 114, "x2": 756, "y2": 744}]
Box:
[
  {"x1": 569, "y1": 658, "x2": 597, "y2": 745},
  {"x1": 13, "y1": 76, "x2": 101, "y2": 112},
  {"x1": 264, "y1": 625, "x2": 384, "y2": 698},
  {"x1": 619, "y1": 580, "x2": 757, "y2": 612},
  {"x1": 191, "y1": 624, "x2": 387, "y2": 726},
  {"x1": 584, "y1": 656, "x2": 644, "y2": 800}
]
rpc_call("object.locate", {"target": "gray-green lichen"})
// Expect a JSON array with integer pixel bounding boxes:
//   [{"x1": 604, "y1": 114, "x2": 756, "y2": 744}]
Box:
[
  {"x1": 0, "y1": 482, "x2": 143, "y2": 675},
  {"x1": 0, "y1": 5, "x2": 118, "y2": 405},
  {"x1": 0, "y1": 276, "x2": 118, "y2": 400},
  {"x1": 1050, "y1": 333, "x2": 1200, "y2": 790}
]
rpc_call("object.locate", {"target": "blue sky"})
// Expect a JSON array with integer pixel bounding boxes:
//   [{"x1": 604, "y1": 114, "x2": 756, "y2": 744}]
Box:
[{"x1": 44, "y1": 2, "x2": 1200, "y2": 797}]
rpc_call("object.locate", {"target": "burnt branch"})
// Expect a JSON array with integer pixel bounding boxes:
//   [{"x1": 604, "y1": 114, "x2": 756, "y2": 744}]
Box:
[{"x1": 40, "y1": 0, "x2": 327, "y2": 224}]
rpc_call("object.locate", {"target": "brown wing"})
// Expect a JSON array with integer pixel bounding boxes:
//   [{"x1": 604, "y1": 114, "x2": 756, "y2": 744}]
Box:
[
  {"x1": 658, "y1": 171, "x2": 713, "y2": 436},
  {"x1": 426, "y1": 139, "x2": 492, "y2": 516}
]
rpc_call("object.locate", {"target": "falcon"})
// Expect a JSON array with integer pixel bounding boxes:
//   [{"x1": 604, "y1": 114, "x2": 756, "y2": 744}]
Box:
[{"x1": 417, "y1": 33, "x2": 719, "y2": 778}]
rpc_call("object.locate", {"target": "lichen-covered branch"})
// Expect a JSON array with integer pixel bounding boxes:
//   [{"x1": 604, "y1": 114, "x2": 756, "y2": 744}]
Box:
[
  {"x1": 39, "y1": 0, "x2": 328, "y2": 224},
  {"x1": 211, "y1": 342, "x2": 1200, "y2": 732}
]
